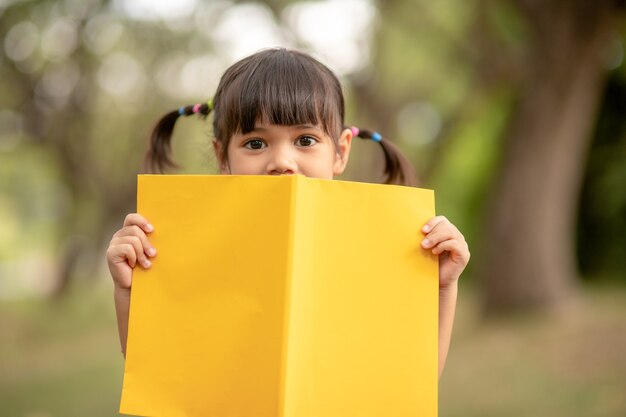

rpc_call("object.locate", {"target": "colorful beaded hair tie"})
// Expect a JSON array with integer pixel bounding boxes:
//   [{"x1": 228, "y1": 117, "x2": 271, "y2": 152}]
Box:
[
  {"x1": 178, "y1": 107, "x2": 185, "y2": 115},
  {"x1": 371, "y1": 132, "x2": 382, "y2": 142},
  {"x1": 192, "y1": 103, "x2": 201, "y2": 113},
  {"x1": 350, "y1": 126, "x2": 360, "y2": 137}
]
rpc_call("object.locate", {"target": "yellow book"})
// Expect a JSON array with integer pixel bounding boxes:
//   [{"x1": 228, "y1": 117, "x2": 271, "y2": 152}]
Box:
[{"x1": 120, "y1": 175, "x2": 438, "y2": 417}]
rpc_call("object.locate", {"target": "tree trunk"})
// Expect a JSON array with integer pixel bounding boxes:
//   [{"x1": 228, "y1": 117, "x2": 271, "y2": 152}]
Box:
[{"x1": 479, "y1": 2, "x2": 618, "y2": 314}]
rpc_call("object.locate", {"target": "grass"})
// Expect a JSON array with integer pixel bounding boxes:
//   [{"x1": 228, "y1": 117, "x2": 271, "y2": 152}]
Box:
[
  {"x1": 0, "y1": 285, "x2": 124, "y2": 417},
  {"x1": 440, "y1": 283, "x2": 626, "y2": 417},
  {"x1": 1, "y1": 282, "x2": 625, "y2": 416}
]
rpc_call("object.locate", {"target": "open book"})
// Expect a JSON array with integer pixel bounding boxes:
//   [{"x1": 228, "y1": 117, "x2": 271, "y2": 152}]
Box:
[{"x1": 120, "y1": 175, "x2": 438, "y2": 417}]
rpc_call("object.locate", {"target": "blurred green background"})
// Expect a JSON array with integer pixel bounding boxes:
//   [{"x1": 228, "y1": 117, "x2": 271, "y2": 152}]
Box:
[{"x1": 1, "y1": 0, "x2": 625, "y2": 416}]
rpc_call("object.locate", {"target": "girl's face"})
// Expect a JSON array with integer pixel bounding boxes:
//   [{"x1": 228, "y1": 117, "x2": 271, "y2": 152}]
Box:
[{"x1": 215, "y1": 122, "x2": 352, "y2": 179}]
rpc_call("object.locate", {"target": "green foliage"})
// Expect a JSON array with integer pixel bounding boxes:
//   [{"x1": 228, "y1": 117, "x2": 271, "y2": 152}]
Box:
[
  {"x1": 430, "y1": 90, "x2": 513, "y2": 278},
  {"x1": 578, "y1": 66, "x2": 626, "y2": 280}
]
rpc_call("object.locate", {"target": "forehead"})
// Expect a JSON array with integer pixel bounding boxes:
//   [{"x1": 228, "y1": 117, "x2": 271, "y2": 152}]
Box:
[{"x1": 250, "y1": 119, "x2": 324, "y2": 132}]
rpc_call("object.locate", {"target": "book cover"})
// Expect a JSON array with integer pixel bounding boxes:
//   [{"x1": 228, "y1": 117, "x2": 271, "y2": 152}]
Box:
[{"x1": 120, "y1": 175, "x2": 438, "y2": 417}]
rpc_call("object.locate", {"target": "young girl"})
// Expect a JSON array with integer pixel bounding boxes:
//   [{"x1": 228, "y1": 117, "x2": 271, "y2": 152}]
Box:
[{"x1": 106, "y1": 48, "x2": 470, "y2": 379}]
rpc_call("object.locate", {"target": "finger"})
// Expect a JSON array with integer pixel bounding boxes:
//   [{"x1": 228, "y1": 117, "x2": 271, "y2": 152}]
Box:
[
  {"x1": 421, "y1": 222, "x2": 463, "y2": 249},
  {"x1": 106, "y1": 244, "x2": 135, "y2": 288},
  {"x1": 113, "y1": 225, "x2": 157, "y2": 257},
  {"x1": 421, "y1": 215, "x2": 449, "y2": 234},
  {"x1": 431, "y1": 239, "x2": 470, "y2": 262},
  {"x1": 111, "y1": 236, "x2": 152, "y2": 268},
  {"x1": 107, "y1": 243, "x2": 137, "y2": 269},
  {"x1": 123, "y1": 213, "x2": 154, "y2": 234}
]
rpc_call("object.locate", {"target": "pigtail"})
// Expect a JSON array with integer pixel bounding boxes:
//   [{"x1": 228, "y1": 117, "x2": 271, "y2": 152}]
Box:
[
  {"x1": 144, "y1": 102, "x2": 213, "y2": 173},
  {"x1": 350, "y1": 127, "x2": 418, "y2": 187}
]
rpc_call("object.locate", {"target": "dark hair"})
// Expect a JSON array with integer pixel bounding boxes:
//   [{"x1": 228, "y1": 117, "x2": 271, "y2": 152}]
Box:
[{"x1": 145, "y1": 48, "x2": 417, "y2": 186}]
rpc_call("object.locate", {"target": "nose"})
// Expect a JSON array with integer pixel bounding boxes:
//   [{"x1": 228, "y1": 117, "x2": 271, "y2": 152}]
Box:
[{"x1": 266, "y1": 146, "x2": 297, "y2": 175}]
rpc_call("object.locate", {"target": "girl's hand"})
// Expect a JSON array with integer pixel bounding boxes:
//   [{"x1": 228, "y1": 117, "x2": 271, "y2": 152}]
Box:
[
  {"x1": 420, "y1": 216, "x2": 470, "y2": 289},
  {"x1": 106, "y1": 213, "x2": 157, "y2": 290}
]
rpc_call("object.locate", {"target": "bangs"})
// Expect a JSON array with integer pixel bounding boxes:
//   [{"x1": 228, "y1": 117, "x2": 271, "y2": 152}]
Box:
[{"x1": 214, "y1": 49, "x2": 344, "y2": 142}]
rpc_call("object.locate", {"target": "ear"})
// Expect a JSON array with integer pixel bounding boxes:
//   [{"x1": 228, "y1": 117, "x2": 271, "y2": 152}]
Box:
[
  {"x1": 212, "y1": 140, "x2": 230, "y2": 174},
  {"x1": 333, "y1": 128, "x2": 353, "y2": 176}
]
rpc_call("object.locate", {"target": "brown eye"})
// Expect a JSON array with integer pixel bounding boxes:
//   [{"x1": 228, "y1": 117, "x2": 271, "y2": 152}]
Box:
[
  {"x1": 296, "y1": 136, "x2": 317, "y2": 147},
  {"x1": 244, "y1": 139, "x2": 266, "y2": 150}
]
